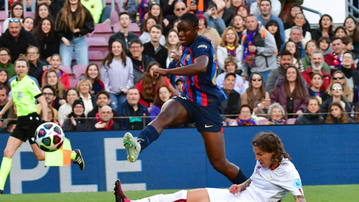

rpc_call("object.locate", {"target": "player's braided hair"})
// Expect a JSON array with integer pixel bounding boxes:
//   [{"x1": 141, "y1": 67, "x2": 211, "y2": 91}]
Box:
[{"x1": 252, "y1": 132, "x2": 290, "y2": 168}]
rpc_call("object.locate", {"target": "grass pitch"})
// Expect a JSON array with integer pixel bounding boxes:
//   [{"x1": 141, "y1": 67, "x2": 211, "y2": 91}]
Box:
[{"x1": 1, "y1": 184, "x2": 358, "y2": 202}]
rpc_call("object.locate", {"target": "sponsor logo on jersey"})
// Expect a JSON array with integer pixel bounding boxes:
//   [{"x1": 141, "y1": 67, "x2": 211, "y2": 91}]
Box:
[
  {"x1": 198, "y1": 45, "x2": 207, "y2": 49},
  {"x1": 293, "y1": 179, "x2": 302, "y2": 189}
]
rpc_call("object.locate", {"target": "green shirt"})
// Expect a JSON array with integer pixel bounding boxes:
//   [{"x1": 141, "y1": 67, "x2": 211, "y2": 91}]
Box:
[
  {"x1": 0, "y1": 63, "x2": 16, "y2": 79},
  {"x1": 301, "y1": 55, "x2": 331, "y2": 74},
  {"x1": 11, "y1": 75, "x2": 41, "y2": 117}
]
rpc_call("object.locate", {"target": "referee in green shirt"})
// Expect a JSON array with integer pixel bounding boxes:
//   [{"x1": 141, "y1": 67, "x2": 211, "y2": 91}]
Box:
[{"x1": 0, "y1": 56, "x2": 84, "y2": 195}]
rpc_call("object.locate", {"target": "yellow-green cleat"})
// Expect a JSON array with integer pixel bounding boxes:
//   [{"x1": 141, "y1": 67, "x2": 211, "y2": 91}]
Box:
[{"x1": 123, "y1": 132, "x2": 141, "y2": 162}]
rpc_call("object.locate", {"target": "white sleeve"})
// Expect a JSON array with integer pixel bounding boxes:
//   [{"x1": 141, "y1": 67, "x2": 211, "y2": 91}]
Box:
[
  {"x1": 271, "y1": 0, "x2": 281, "y2": 17},
  {"x1": 273, "y1": 167, "x2": 304, "y2": 196}
]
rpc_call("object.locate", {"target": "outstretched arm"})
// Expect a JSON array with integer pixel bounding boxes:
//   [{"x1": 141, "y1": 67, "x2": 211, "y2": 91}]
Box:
[
  {"x1": 294, "y1": 195, "x2": 306, "y2": 202},
  {"x1": 229, "y1": 179, "x2": 252, "y2": 194}
]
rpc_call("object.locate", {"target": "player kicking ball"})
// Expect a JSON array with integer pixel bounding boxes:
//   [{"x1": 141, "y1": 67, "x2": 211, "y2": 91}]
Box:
[
  {"x1": 123, "y1": 13, "x2": 246, "y2": 185},
  {"x1": 115, "y1": 132, "x2": 306, "y2": 202}
]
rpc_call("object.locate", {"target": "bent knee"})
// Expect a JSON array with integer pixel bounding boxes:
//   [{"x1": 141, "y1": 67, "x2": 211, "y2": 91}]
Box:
[
  {"x1": 3, "y1": 148, "x2": 15, "y2": 158},
  {"x1": 210, "y1": 158, "x2": 229, "y2": 172}
]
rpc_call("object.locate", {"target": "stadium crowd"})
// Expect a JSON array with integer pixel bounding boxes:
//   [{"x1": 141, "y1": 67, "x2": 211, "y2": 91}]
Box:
[{"x1": 0, "y1": 0, "x2": 358, "y2": 132}]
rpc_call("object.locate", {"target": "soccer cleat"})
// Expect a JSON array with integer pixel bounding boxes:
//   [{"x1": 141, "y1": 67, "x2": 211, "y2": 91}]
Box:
[
  {"x1": 0, "y1": 189, "x2": 3, "y2": 195},
  {"x1": 123, "y1": 132, "x2": 141, "y2": 162},
  {"x1": 114, "y1": 179, "x2": 128, "y2": 202},
  {"x1": 73, "y1": 149, "x2": 85, "y2": 170}
]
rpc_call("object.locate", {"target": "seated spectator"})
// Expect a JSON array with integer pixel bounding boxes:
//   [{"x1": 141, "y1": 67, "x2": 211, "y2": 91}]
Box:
[
  {"x1": 127, "y1": 0, "x2": 159, "y2": 24},
  {"x1": 265, "y1": 103, "x2": 286, "y2": 125},
  {"x1": 235, "y1": 5, "x2": 249, "y2": 21},
  {"x1": 2, "y1": 2, "x2": 24, "y2": 33},
  {"x1": 0, "y1": 48, "x2": 16, "y2": 79},
  {"x1": 187, "y1": 0, "x2": 200, "y2": 15},
  {"x1": 220, "y1": 73, "x2": 241, "y2": 122},
  {"x1": 63, "y1": 99, "x2": 90, "y2": 131},
  {"x1": 143, "y1": 24, "x2": 168, "y2": 69},
  {"x1": 320, "y1": 83, "x2": 351, "y2": 120},
  {"x1": 241, "y1": 72, "x2": 270, "y2": 115},
  {"x1": 150, "y1": 85, "x2": 173, "y2": 121},
  {"x1": 308, "y1": 73, "x2": 325, "y2": 104},
  {"x1": 324, "y1": 37, "x2": 346, "y2": 73},
  {"x1": 166, "y1": 1, "x2": 186, "y2": 26},
  {"x1": 278, "y1": 41, "x2": 303, "y2": 71},
  {"x1": 251, "y1": 0, "x2": 281, "y2": 17},
  {"x1": 83, "y1": 63, "x2": 104, "y2": 95},
  {"x1": 216, "y1": 57, "x2": 246, "y2": 94},
  {"x1": 27, "y1": 46, "x2": 47, "y2": 83},
  {"x1": 344, "y1": 16, "x2": 359, "y2": 52},
  {"x1": 223, "y1": 0, "x2": 245, "y2": 26},
  {"x1": 302, "y1": 40, "x2": 331, "y2": 73},
  {"x1": 143, "y1": 3, "x2": 171, "y2": 36},
  {"x1": 109, "y1": 12, "x2": 139, "y2": 53},
  {"x1": 231, "y1": 104, "x2": 257, "y2": 126},
  {"x1": 42, "y1": 70, "x2": 66, "y2": 110},
  {"x1": 118, "y1": 86, "x2": 150, "y2": 130},
  {"x1": 283, "y1": 3, "x2": 311, "y2": 31},
  {"x1": 23, "y1": 17, "x2": 34, "y2": 32},
  {"x1": 0, "y1": 86, "x2": 9, "y2": 128},
  {"x1": 217, "y1": 27, "x2": 243, "y2": 72},
  {"x1": 311, "y1": 14, "x2": 334, "y2": 43},
  {"x1": 81, "y1": 0, "x2": 110, "y2": 24},
  {"x1": 87, "y1": 90, "x2": 120, "y2": 124},
  {"x1": 324, "y1": 70, "x2": 354, "y2": 103},
  {"x1": 285, "y1": 26, "x2": 305, "y2": 58},
  {"x1": 326, "y1": 102, "x2": 353, "y2": 124},
  {"x1": 318, "y1": 37, "x2": 331, "y2": 55},
  {"x1": 2, "y1": 104, "x2": 17, "y2": 131},
  {"x1": 58, "y1": 87, "x2": 80, "y2": 126},
  {"x1": 197, "y1": 15, "x2": 221, "y2": 57},
  {"x1": 164, "y1": 29, "x2": 181, "y2": 67},
  {"x1": 0, "y1": 70, "x2": 11, "y2": 92},
  {"x1": 334, "y1": 26, "x2": 349, "y2": 38},
  {"x1": 0, "y1": 120, "x2": 17, "y2": 133},
  {"x1": 175, "y1": 76, "x2": 184, "y2": 94},
  {"x1": 136, "y1": 62, "x2": 176, "y2": 107},
  {"x1": 337, "y1": 52, "x2": 359, "y2": 93},
  {"x1": 203, "y1": 2, "x2": 226, "y2": 35},
  {"x1": 77, "y1": 78, "x2": 96, "y2": 116},
  {"x1": 139, "y1": 17, "x2": 166, "y2": 45},
  {"x1": 232, "y1": 15, "x2": 246, "y2": 45},
  {"x1": 341, "y1": 37, "x2": 358, "y2": 63},
  {"x1": 101, "y1": 39, "x2": 134, "y2": 111},
  {"x1": 271, "y1": 66, "x2": 309, "y2": 117},
  {"x1": 34, "y1": 3, "x2": 52, "y2": 28},
  {"x1": 301, "y1": 50, "x2": 331, "y2": 91},
  {"x1": 33, "y1": 17, "x2": 60, "y2": 64},
  {"x1": 36, "y1": 85, "x2": 58, "y2": 123},
  {"x1": 129, "y1": 39, "x2": 156, "y2": 83},
  {"x1": 266, "y1": 19, "x2": 284, "y2": 55},
  {"x1": 42, "y1": 54, "x2": 70, "y2": 90},
  {"x1": 295, "y1": 97, "x2": 325, "y2": 124},
  {"x1": 93, "y1": 105, "x2": 120, "y2": 131}
]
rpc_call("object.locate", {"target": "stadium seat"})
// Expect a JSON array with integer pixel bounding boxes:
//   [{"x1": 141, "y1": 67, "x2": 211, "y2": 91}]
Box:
[
  {"x1": 258, "y1": 119, "x2": 268, "y2": 125},
  {"x1": 113, "y1": 23, "x2": 121, "y2": 33},
  {"x1": 106, "y1": 0, "x2": 120, "y2": 13},
  {"x1": 129, "y1": 23, "x2": 141, "y2": 37},
  {"x1": 68, "y1": 74, "x2": 78, "y2": 87},
  {"x1": 287, "y1": 118, "x2": 296, "y2": 125},
  {"x1": 24, "y1": 11, "x2": 35, "y2": 19},
  {"x1": 0, "y1": 11, "x2": 8, "y2": 29},
  {"x1": 59, "y1": 65, "x2": 72, "y2": 74},
  {"x1": 72, "y1": 65, "x2": 88, "y2": 79},
  {"x1": 89, "y1": 50, "x2": 105, "y2": 68},
  {"x1": 110, "y1": 10, "x2": 119, "y2": 26},
  {"x1": 86, "y1": 37, "x2": 108, "y2": 54},
  {"x1": 89, "y1": 23, "x2": 114, "y2": 41}
]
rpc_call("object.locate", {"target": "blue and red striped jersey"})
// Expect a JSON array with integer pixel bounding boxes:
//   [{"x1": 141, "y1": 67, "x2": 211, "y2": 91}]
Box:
[{"x1": 180, "y1": 36, "x2": 226, "y2": 106}]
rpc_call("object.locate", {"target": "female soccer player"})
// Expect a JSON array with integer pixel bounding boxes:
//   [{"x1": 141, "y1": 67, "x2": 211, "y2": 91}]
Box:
[
  {"x1": 115, "y1": 132, "x2": 306, "y2": 202},
  {"x1": 0, "y1": 56, "x2": 84, "y2": 195},
  {"x1": 123, "y1": 13, "x2": 247, "y2": 185}
]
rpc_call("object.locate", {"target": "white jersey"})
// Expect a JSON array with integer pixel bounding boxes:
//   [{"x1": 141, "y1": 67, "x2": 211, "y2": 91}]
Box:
[{"x1": 207, "y1": 158, "x2": 304, "y2": 202}]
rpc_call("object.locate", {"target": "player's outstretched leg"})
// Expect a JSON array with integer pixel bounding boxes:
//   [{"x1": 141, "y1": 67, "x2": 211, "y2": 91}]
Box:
[
  {"x1": 123, "y1": 132, "x2": 141, "y2": 163},
  {"x1": 72, "y1": 149, "x2": 85, "y2": 170},
  {"x1": 114, "y1": 179, "x2": 128, "y2": 202}
]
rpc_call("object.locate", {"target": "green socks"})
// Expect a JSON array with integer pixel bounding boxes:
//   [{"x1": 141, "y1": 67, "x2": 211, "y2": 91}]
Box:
[
  {"x1": 71, "y1": 151, "x2": 76, "y2": 160},
  {"x1": 0, "y1": 157, "x2": 12, "y2": 190}
]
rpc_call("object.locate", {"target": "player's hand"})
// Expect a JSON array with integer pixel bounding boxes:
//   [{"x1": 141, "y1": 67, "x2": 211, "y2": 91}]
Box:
[
  {"x1": 229, "y1": 184, "x2": 243, "y2": 194},
  {"x1": 153, "y1": 68, "x2": 168, "y2": 78},
  {"x1": 249, "y1": 45, "x2": 257, "y2": 53}
]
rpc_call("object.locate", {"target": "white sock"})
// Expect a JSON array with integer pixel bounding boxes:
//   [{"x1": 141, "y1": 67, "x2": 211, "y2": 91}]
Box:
[{"x1": 132, "y1": 190, "x2": 187, "y2": 202}]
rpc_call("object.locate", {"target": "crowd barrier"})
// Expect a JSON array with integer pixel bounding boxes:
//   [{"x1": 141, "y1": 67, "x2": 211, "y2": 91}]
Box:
[{"x1": 0, "y1": 124, "x2": 358, "y2": 194}]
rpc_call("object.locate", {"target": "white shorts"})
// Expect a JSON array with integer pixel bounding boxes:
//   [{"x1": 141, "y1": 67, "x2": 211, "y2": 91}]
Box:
[{"x1": 206, "y1": 188, "x2": 242, "y2": 202}]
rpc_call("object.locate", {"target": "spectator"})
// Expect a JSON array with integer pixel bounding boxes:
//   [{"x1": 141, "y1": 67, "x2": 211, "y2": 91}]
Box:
[
  {"x1": 187, "y1": 0, "x2": 200, "y2": 15},
  {"x1": 251, "y1": 0, "x2": 281, "y2": 17},
  {"x1": 321, "y1": 82, "x2": 351, "y2": 120},
  {"x1": 171, "y1": 19, "x2": 180, "y2": 32},
  {"x1": 150, "y1": 85, "x2": 173, "y2": 121},
  {"x1": 58, "y1": 87, "x2": 80, "y2": 125},
  {"x1": 301, "y1": 50, "x2": 331, "y2": 91},
  {"x1": 81, "y1": 0, "x2": 110, "y2": 24},
  {"x1": 344, "y1": 16, "x2": 359, "y2": 52},
  {"x1": 326, "y1": 102, "x2": 353, "y2": 124},
  {"x1": 41, "y1": 54, "x2": 70, "y2": 90},
  {"x1": 231, "y1": 104, "x2": 257, "y2": 126},
  {"x1": 34, "y1": 3, "x2": 52, "y2": 28},
  {"x1": 0, "y1": 70, "x2": 11, "y2": 92},
  {"x1": 127, "y1": 0, "x2": 159, "y2": 24},
  {"x1": 235, "y1": 5, "x2": 249, "y2": 21},
  {"x1": 2, "y1": 2, "x2": 24, "y2": 33},
  {"x1": 48, "y1": 0, "x2": 66, "y2": 21},
  {"x1": 265, "y1": 103, "x2": 286, "y2": 125},
  {"x1": 33, "y1": 17, "x2": 60, "y2": 64},
  {"x1": 160, "y1": 0, "x2": 177, "y2": 17},
  {"x1": 36, "y1": 85, "x2": 58, "y2": 124},
  {"x1": 23, "y1": 17, "x2": 34, "y2": 32},
  {"x1": 0, "y1": 120, "x2": 17, "y2": 133},
  {"x1": 266, "y1": 49, "x2": 293, "y2": 93},
  {"x1": 42, "y1": 69, "x2": 66, "y2": 110},
  {"x1": 325, "y1": 70, "x2": 354, "y2": 103},
  {"x1": 232, "y1": 15, "x2": 246, "y2": 45},
  {"x1": 197, "y1": 15, "x2": 221, "y2": 56},
  {"x1": 286, "y1": 26, "x2": 305, "y2": 58},
  {"x1": 167, "y1": 1, "x2": 187, "y2": 26},
  {"x1": 216, "y1": 56, "x2": 246, "y2": 95},
  {"x1": 93, "y1": 105, "x2": 120, "y2": 131},
  {"x1": 0, "y1": 18, "x2": 39, "y2": 62},
  {"x1": 101, "y1": 39, "x2": 134, "y2": 111},
  {"x1": 83, "y1": 63, "x2": 104, "y2": 95},
  {"x1": 143, "y1": 24, "x2": 168, "y2": 69},
  {"x1": 278, "y1": 41, "x2": 303, "y2": 71},
  {"x1": 118, "y1": 86, "x2": 150, "y2": 130},
  {"x1": 77, "y1": 78, "x2": 96, "y2": 116},
  {"x1": 337, "y1": 52, "x2": 359, "y2": 93},
  {"x1": 311, "y1": 14, "x2": 334, "y2": 43},
  {"x1": 342, "y1": 36, "x2": 355, "y2": 53},
  {"x1": 140, "y1": 17, "x2": 166, "y2": 45},
  {"x1": 223, "y1": 0, "x2": 245, "y2": 26},
  {"x1": 136, "y1": 61, "x2": 176, "y2": 107},
  {"x1": 295, "y1": 97, "x2": 325, "y2": 124},
  {"x1": 241, "y1": 72, "x2": 270, "y2": 114},
  {"x1": 143, "y1": 3, "x2": 171, "y2": 36},
  {"x1": 0, "y1": 48, "x2": 16, "y2": 79},
  {"x1": 282, "y1": 3, "x2": 310, "y2": 31},
  {"x1": 87, "y1": 90, "x2": 120, "y2": 124},
  {"x1": 270, "y1": 66, "x2": 309, "y2": 117},
  {"x1": 324, "y1": 37, "x2": 345, "y2": 73},
  {"x1": 203, "y1": 2, "x2": 226, "y2": 35},
  {"x1": 257, "y1": 0, "x2": 285, "y2": 42},
  {"x1": 27, "y1": 46, "x2": 47, "y2": 84},
  {"x1": 0, "y1": 86, "x2": 9, "y2": 128},
  {"x1": 307, "y1": 73, "x2": 325, "y2": 103},
  {"x1": 109, "y1": 12, "x2": 139, "y2": 53},
  {"x1": 334, "y1": 26, "x2": 349, "y2": 38},
  {"x1": 62, "y1": 99, "x2": 90, "y2": 131},
  {"x1": 265, "y1": 19, "x2": 284, "y2": 54},
  {"x1": 165, "y1": 29, "x2": 181, "y2": 67},
  {"x1": 175, "y1": 76, "x2": 184, "y2": 94},
  {"x1": 2, "y1": 104, "x2": 17, "y2": 132},
  {"x1": 220, "y1": 73, "x2": 241, "y2": 122},
  {"x1": 217, "y1": 27, "x2": 243, "y2": 72},
  {"x1": 318, "y1": 36, "x2": 331, "y2": 55},
  {"x1": 285, "y1": 13, "x2": 312, "y2": 47},
  {"x1": 301, "y1": 40, "x2": 331, "y2": 73},
  {"x1": 241, "y1": 15, "x2": 277, "y2": 81},
  {"x1": 56, "y1": 0, "x2": 94, "y2": 67},
  {"x1": 129, "y1": 38, "x2": 156, "y2": 83}
]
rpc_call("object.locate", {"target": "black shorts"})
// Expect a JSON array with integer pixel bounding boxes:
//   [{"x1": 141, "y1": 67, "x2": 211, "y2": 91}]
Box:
[
  {"x1": 173, "y1": 96, "x2": 223, "y2": 132},
  {"x1": 11, "y1": 113, "x2": 42, "y2": 144}
]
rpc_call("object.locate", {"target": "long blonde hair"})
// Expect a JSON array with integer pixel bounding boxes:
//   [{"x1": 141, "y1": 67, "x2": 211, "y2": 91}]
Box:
[
  {"x1": 42, "y1": 69, "x2": 64, "y2": 98},
  {"x1": 327, "y1": 71, "x2": 352, "y2": 102}
]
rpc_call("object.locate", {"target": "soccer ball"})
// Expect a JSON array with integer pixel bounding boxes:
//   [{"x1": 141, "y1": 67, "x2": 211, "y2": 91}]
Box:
[{"x1": 35, "y1": 122, "x2": 65, "y2": 152}]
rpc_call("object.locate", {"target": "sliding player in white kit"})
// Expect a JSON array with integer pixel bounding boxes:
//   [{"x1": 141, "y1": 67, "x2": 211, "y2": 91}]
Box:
[{"x1": 114, "y1": 132, "x2": 306, "y2": 202}]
